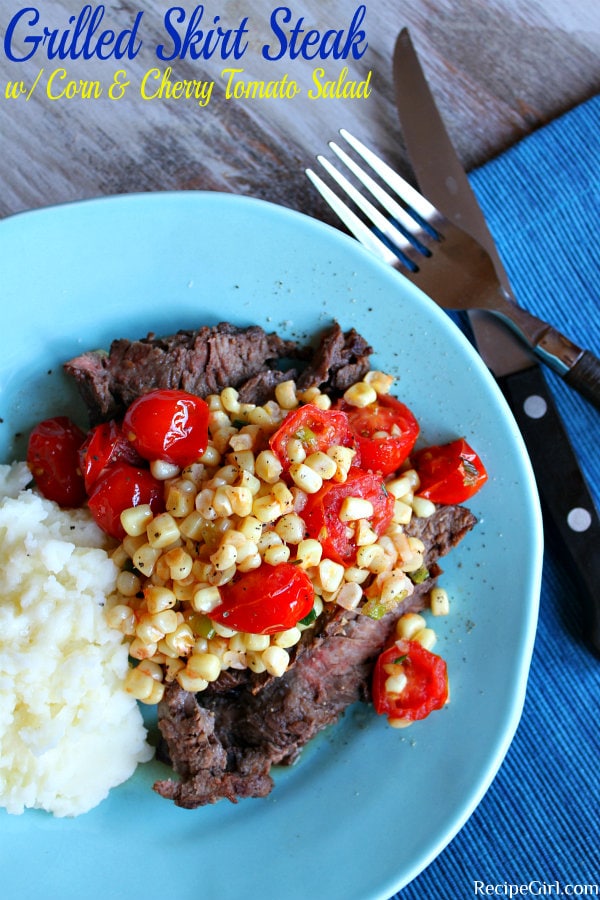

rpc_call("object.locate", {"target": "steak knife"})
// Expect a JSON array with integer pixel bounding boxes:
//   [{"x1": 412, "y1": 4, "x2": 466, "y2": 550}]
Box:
[{"x1": 393, "y1": 28, "x2": 600, "y2": 656}]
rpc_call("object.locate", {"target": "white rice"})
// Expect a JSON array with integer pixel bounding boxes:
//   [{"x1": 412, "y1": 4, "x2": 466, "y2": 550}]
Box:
[{"x1": 0, "y1": 462, "x2": 153, "y2": 817}]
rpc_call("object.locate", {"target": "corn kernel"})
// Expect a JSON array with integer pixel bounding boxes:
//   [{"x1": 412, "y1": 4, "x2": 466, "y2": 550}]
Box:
[
  {"x1": 199, "y1": 443, "x2": 221, "y2": 466},
  {"x1": 304, "y1": 450, "x2": 338, "y2": 481},
  {"x1": 412, "y1": 496, "x2": 436, "y2": 519},
  {"x1": 150, "y1": 609, "x2": 179, "y2": 635},
  {"x1": 395, "y1": 612, "x2": 427, "y2": 640},
  {"x1": 145, "y1": 585, "x2": 177, "y2": 614},
  {"x1": 296, "y1": 538, "x2": 322, "y2": 567},
  {"x1": 385, "y1": 672, "x2": 408, "y2": 695},
  {"x1": 262, "y1": 645, "x2": 290, "y2": 677},
  {"x1": 164, "y1": 547, "x2": 193, "y2": 580},
  {"x1": 272, "y1": 481, "x2": 295, "y2": 513},
  {"x1": 128, "y1": 637, "x2": 158, "y2": 660},
  {"x1": 364, "y1": 370, "x2": 394, "y2": 394},
  {"x1": 339, "y1": 496, "x2": 374, "y2": 522},
  {"x1": 289, "y1": 463, "x2": 322, "y2": 494},
  {"x1": 430, "y1": 586, "x2": 450, "y2": 616},
  {"x1": 164, "y1": 623, "x2": 195, "y2": 655},
  {"x1": 166, "y1": 481, "x2": 196, "y2": 518},
  {"x1": 335, "y1": 582, "x2": 363, "y2": 610},
  {"x1": 238, "y1": 515, "x2": 263, "y2": 542},
  {"x1": 414, "y1": 627, "x2": 437, "y2": 650},
  {"x1": 136, "y1": 659, "x2": 164, "y2": 682},
  {"x1": 221, "y1": 386, "x2": 240, "y2": 414},
  {"x1": 318, "y1": 558, "x2": 345, "y2": 593},
  {"x1": 241, "y1": 633, "x2": 271, "y2": 651},
  {"x1": 124, "y1": 666, "x2": 155, "y2": 701},
  {"x1": 326, "y1": 445, "x2": 356, "y2": 482},
  {"x1": 274, "y1": 513, "x2": 306, "y2": 544},
  {"x1": 186, "y1": 652, "x2": 222, "y2": 682},
  {"x1": 272, "y1": 627, "x2": 302, "y2": 648},
  {"x1": 177, "y1": 670, "x2": 209, "y2": 693},
  {"x1": 132, "y1": 543, "x2": 162, "y2": 576},
  {"x1": 263, "y1": 543, "x2": 291, "y2": 566},
  {"x1": 252, "y1": 494, "x2": 283, "y2": 523},
  {"x1": 343, "y1": 382, "x2": 377, "y2": 407},
  {"x1": 120, "y1": 504, "x2": 154, "y2": 537},
  {"x1": 145, "y1": 680, "x2": 166, "y2": 705},
  {"x1": 380, "y1": 572, "x2": 411, "y2": 606},
  {"x1": 274, "y1": 380, "x2": 298, "y2": 409},
  {"x1": 105, "y1": 603, "x2": 136, "y2": 634},
  {"x1": 116, "y1": 569, "x2": 142, "y2": 597},
  {"x1": 191, "y1": 585, "x2": 221, "y2": 613},
  {"x1": 147, "y1": 513, "x2": 180, "y2": 549}
]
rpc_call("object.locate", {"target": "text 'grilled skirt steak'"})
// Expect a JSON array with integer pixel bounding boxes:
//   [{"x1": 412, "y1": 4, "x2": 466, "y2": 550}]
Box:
[{"x1": 153, "y1": 505, "x2": 475, "y2": 808}]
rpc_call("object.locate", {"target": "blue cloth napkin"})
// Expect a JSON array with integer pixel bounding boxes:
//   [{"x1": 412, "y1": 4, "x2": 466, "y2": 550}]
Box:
[{"x1": 393, "y1": 96, "x2": 600, "y2": 898}]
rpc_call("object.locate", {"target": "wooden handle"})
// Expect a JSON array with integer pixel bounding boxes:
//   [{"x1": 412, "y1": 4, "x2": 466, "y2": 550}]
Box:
[
  {"x1": 564, "y1": 350, "x2": 600, "y2": 413},
  {"x1": 498, "y1": 364, "x2": 600, "y2": 658}
]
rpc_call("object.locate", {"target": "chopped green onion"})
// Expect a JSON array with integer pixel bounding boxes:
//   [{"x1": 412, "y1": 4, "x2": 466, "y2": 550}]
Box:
[{"x1": 409, "y1": 565, "x2": 430, "y2": 584}]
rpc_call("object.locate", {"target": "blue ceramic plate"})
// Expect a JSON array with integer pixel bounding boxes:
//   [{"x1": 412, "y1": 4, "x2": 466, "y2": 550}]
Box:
[{"x1": 0, "y1": 193, "x2": 542, "y2": 900}]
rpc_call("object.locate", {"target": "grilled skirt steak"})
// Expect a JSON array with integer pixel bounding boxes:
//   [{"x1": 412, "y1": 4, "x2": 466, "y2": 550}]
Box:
[
  {"x1": 153, "y1": 504, "x2": 476, "y2": 808},
  {"x1": 64, "y1": 322, "x2": 372, "y2": 424}
]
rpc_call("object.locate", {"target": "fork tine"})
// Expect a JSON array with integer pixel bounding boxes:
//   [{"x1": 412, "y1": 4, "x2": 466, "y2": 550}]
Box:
[
  {"x1": 315, "y1": 151, "x2": 419, "y2": 263},
  {"x1": 339, "y1": 129, "x2": 439, "y2": 225},
  {"x1": 328, "y1": 139, "x2": 433, "y2": 245},
  {"x1": 305, "y1": 166, "x2": 399, "y2": 266}
]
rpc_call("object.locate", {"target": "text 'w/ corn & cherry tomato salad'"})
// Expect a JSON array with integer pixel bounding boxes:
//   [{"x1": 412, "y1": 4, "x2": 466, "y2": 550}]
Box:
[{"x1": 26, "y1": 371, "x2": 487, "y2": 729}]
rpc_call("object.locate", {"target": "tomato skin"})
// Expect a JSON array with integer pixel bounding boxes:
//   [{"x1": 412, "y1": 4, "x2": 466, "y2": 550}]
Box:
[
  {"x1": 269, "y1": 404, "x2": 352, "y2": 469},
  {"x1": 210, "y1": 563, "x2": 315, "y2": 635},
  {"x1": 26, "y1": 416, "x2": 87, "y2": 508},
  {"x1": 413, "y1": 438, "x2": 488, "y2": 504},
  {"x1": 303, "y1": 467, "x2": 394, "y2": 566},
  {"x1": 122, "y1": 389, "x2": 210, "y2": 467},
  {"x1": 87, "y1": 463, "x2": 165, "y2": 540},
  {"x1": 341, "y1": 394, "x2": 420, "y2": 476},
  {"x1": 79, "y1": 420, "x2": 143, "y2": 493},
  {"x1": 372, "y1": 639, "x2": 448, "y2": 722}
]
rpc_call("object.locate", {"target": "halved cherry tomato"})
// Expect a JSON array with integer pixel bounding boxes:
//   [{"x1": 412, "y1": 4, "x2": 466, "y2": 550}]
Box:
[
  {"x1": 26, "y1": 416, "x2": 87, "y2": 508},
  {"x1": 269, "y1": 404, "x2": 352, "y2": 469},
  {"x1": 372, "y1": 639, "x2": 448, "y2": 722},
  {"x1": 341, "y1": 394, "x2": 419, "y2": 476},
  {"x1": 87, "y1": 463, "x2": 165, "y2": 540},
  {"x1": 122, "y1": 389, "x2": 209, "y2": 467},
  {"x1": 303, "y1": 467, "x2": 394, "y2": 566},
  {"x1": 79, "y1": 420, "x2": 143, "y2": 493},
  {"x1": 210, "y1": 563, "x2": 315, "y2": 635},
  {"x1": 413, "y1": 437, "x2": 488, "y2": 504}
]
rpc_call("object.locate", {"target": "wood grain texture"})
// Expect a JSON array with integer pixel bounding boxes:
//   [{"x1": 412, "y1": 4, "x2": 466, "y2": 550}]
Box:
[{"x1": 0, "y1": 0, "x2": 598, "y2": 221}]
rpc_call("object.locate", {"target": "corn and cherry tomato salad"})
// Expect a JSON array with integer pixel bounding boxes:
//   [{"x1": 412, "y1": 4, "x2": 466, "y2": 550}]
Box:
[{"x1": 26, "y1": 370, "x2": 487, "y2": 724}]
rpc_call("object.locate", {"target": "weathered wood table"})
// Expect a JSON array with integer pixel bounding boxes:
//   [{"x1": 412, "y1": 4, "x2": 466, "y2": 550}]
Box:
[{"x1": 1, "y1": 0, "x2": 599, "y2": 222}]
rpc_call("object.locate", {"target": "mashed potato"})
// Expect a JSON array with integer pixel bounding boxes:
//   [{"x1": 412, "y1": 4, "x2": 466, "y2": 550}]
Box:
[{"x1": 0, "y1": 462, "x2": 153, "y2": 817}]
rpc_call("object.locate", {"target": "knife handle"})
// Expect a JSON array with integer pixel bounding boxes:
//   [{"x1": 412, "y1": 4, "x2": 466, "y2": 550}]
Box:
[
  {"x1": 498, "y1": 364, "x2": 600, "y2": 657},
  {"x1": 564, "y1": 350, "x2": 600, "y2": 414}
]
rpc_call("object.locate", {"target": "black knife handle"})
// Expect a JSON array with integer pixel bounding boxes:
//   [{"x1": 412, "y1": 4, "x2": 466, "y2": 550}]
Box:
[
  {"x1": 564, "y1": 350, "x2": 600, "y2": 413},
  {"x1": 498, "y1": 365, "x2": 600, "y2": 657}
]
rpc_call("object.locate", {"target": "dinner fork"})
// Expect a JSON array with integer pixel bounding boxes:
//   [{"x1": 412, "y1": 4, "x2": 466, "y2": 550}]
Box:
[{"x1": 306, "y1": 129, "x2": 600, "y2": 412}]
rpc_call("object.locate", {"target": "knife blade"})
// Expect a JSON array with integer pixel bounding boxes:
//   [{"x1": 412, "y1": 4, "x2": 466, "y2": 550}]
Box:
[
  {"x1": 392, "y1": 29, "x2": 600, "y2": 412},
  {"x1": 393, "y1": 27, "x2": 600, "y2": 656}
]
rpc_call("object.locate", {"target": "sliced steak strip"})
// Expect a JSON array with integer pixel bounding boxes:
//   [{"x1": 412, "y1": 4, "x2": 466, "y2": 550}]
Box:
[
  {"x1": 64, "y1": 321, "x2": 373, "y2": 424},
  {"x1": 64, "y1": 323, "x2": 299, "y2": 424},
  {"x1": 153, "y1": 504, "x2": 476, "y2": 808},
  {"x1": 297, "y1": 322, "x2": 372, "y2": 394}
]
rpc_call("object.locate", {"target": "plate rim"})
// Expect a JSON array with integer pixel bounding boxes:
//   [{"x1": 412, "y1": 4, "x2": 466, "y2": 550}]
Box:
[{"x1": 0, "y1": 189, "x2": 543, "y2": 899}]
